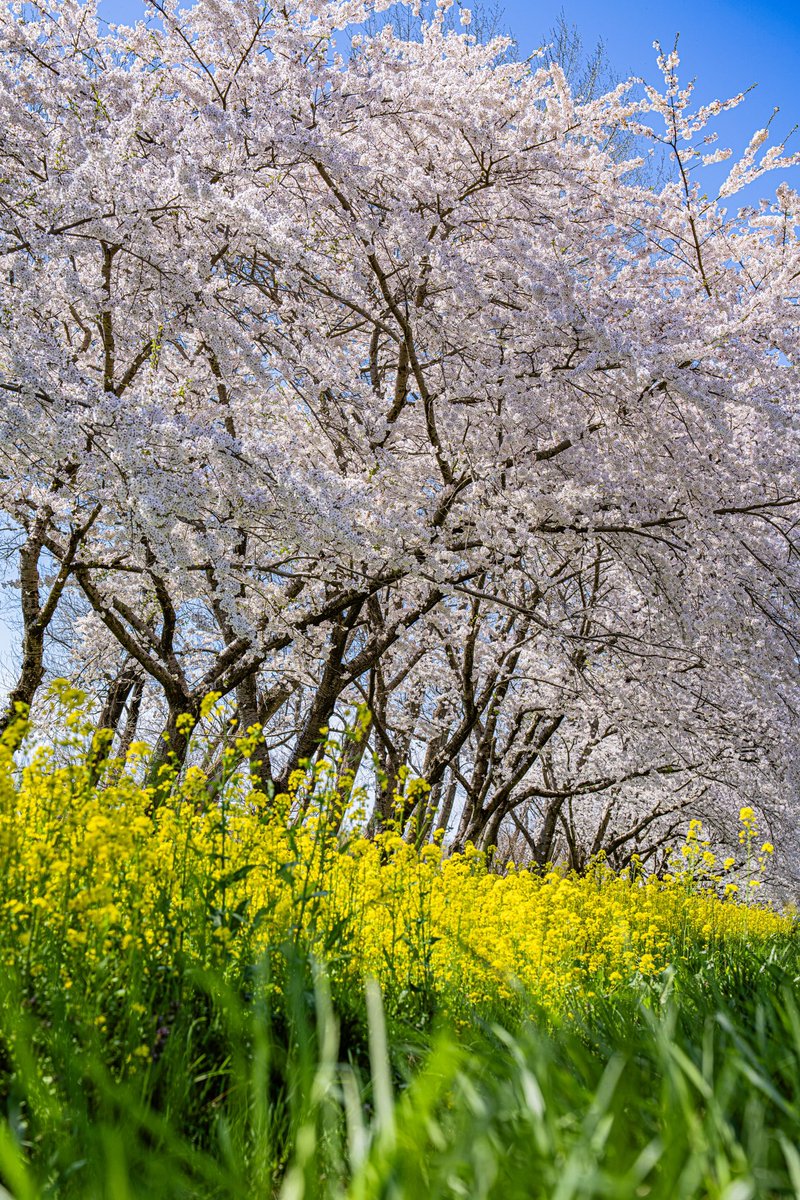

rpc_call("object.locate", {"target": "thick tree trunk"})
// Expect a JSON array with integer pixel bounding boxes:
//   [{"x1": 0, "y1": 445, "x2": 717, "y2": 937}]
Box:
[
  {"x1": 0, "y1": 505, "x2": 100, "y2": 739},
  {"x1": 477, "y1": 807, "x2": 504, "y2": 854},
  {"x1": 332, "y1": 716, "x2": 371, "y2": 831},
  {"x1": 147, "y1": 696, "x2": 200, "y2": 806},
  {"x1": 451, "y1": 792, "x2": 478, "y2": 853},
  {"x1": 409, "y1": 779, "x2": 440, "y2": 847},
  {"x1": 0, "y1": 538, "x2": 49, "y2": 737},
  {"x1": 433, "y1": 771, "x2": 458, "y2": 844},
  {"x1": 0, "y1": 643, "x2": 45, "y2": 737},
  {"x1": 533, "y1": 795, "x2": 566, "y2": 867},
  {"x1": 117, "y1": 675, "x2": 144, "y2": 760},
  {"x1": 366, "y1": 730, "x2": 404, "y2": 836},
  {"x1": 89, "y1": 661, "x2": 144, "y2": 785},
  {"x1": 274, "y1": 606, "x2": 362, "y2": 797},
  {"x1": 235, "y1": 673, "x2": 272, "y2": 789},
  {"x1": 98, "y1": 660, "x2": 141, "y2": 739}
]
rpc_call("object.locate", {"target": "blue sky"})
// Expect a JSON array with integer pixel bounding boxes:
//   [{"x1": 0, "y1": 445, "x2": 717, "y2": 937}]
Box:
[
  {"x1": 505, "y1": 0, "x2": 800, "y2": 201},
  {"x1": 1, "y1": 0, "x2": 798, "y2": 687}
]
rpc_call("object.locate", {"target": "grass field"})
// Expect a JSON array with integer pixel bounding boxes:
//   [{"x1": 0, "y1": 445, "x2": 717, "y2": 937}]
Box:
[{"x1": 0, "y1": 695, "x2": 798, "y2": 1199}]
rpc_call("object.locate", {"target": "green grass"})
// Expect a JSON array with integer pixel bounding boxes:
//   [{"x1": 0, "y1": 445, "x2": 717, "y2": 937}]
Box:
[{"x1": 1, "y1": 933, "x2": 800, "y2": 1198}]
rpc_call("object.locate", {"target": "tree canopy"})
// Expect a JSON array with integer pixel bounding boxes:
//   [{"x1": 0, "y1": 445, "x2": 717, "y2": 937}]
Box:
[{"x1": 0, "y1": 0, "x2": 798, "y2": 869}]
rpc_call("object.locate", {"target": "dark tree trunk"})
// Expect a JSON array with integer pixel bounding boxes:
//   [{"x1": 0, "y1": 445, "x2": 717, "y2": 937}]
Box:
[
  {"x1": 332, "y1": 714, "x2": 371, "y2": 831},
  {"x1": 477, "y1": 807, "x2": 504, "y2": 854},
  {"x1": 0, "y1": 539, "x2": 46, "y2": 737},
  {"x1": 0, "y1": 525, "x2": 83, "y2": 737},
  {"x1": 98, "y1": 660, "x2": 141, "y2": 739},
  {"x1": 147, "y1": 695, "x2": 200, "y2": 806},
  {"x1": 451, "y1": 792, "x2": 478, "y2": 853},
  {"x1": 117, "y1": 675, "x2": 144, "y2": 760},
  {"x1": 433, "y1": 771, "x2": 458, "y2": 843},
  {"x1": 1, "y1": 505, "x2": 101, "y2": 738},
  {"x1": 410, "y1": 779, "x2": 440, "y2": 848},
  {"x1": 274, "y1": 608, "x2": 360, "y2": 796},
  {"x1": 235, "y1": 673, "x2": 271, "y2": 788}
]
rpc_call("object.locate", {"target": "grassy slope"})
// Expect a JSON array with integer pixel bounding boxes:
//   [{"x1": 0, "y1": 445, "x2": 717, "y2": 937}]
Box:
[{"x1": 1, "y1": 929, "x2": 799, "y2": 1197}]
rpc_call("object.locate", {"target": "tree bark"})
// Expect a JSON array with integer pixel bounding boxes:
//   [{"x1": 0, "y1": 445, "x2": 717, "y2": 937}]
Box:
[
  {"x1": 98, "y1": 660, "x2": 142, "y2": 739},
  {"x1": 147, "y1": 695, "x2": 200, "y2": 806},
  {"x1": 0, "y1": 513, "x2": 95, "y2": 737}
]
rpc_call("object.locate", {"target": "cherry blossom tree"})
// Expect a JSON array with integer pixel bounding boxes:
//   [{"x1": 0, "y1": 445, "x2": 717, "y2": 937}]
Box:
[{"x1": 0, "y1": 0, "x2": 798, "y2": 860}]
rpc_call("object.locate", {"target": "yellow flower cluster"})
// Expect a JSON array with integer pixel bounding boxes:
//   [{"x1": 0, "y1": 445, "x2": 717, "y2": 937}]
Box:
[{"x1": 0, "y1": 715, "x2": 793, "y2": 1025}]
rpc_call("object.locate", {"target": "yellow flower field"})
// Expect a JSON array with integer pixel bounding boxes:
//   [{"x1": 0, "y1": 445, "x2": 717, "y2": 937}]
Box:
[{"x1": 0, "y1": 704, "x2": 790, "y2": 1025}]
